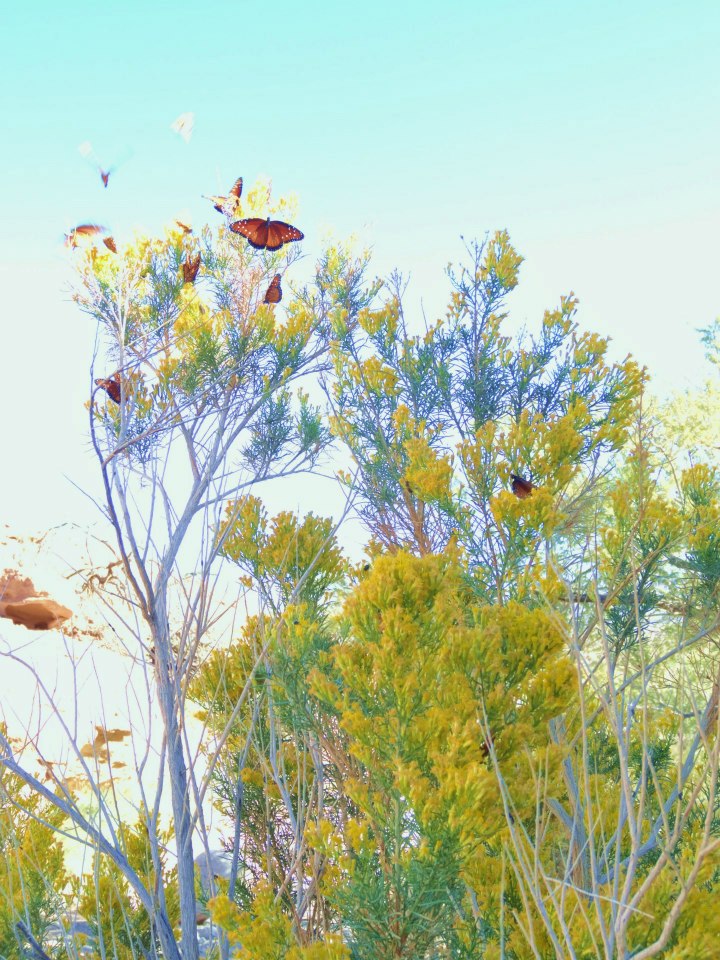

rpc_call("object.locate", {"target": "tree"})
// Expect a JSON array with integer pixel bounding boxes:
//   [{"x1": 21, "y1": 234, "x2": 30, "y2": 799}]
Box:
[
  {"x1": 4, "y1": 209, "x2": 720, "y2": 959},
  {"x1": 1, "y1": 182, "x2": 376, "y2": 960},
  {"x1": 0, "y1": 751, "x2": 68, "y2": 960}
]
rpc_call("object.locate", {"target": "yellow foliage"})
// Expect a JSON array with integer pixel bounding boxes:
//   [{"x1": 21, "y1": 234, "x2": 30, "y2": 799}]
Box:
[{"x1": 210, "y1": 883, "x2": 349, "y2": 959}]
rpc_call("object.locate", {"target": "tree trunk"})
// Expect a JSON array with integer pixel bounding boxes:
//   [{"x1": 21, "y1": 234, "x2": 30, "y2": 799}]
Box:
[{"x1": 152, "y1": 592, "x2": 199, "y2": 960}]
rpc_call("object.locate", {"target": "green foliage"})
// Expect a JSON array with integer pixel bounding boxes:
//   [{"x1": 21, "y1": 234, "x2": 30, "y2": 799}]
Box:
[
  {"x1": 329, "y1": 232, "x2": 645, "y2": 605},
  {"x1": 74, "y1": 812, "x2": 180, "y2": 960},
  {"x1": 0, "y1": 760, "x2": 67, "y2": 960},
  {"x1": 5, "y1": 215, "x2": 717, "y2": 959},
  {"x1": 211, "y1": 882, "x2": 349, "y2": 958},
  {"x1": 183, "y1": 235, "x2": 720, "y2": 957}
]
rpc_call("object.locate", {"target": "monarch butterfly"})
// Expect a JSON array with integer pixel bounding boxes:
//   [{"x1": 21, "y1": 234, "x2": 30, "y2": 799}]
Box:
[
  {"x1": 103, "y1": 236, "x2": 117, "y2": 253},
  {"x1": 205, "y1": 177, "x2": 243, "y2": 215},
  {"x1": 95, "y1": 373, "x2": 121, "y2": 404},
  {"x1": 65, "y1": 224, "x2": 106, "y2": 248},
  {"x1": 263, "y1": 274, "x2": 282, "y2": 304},
  {"x1": 100, "y1": 169, "x2": 111, "y2": 188},
  {"x1": 182, "y1": 253, "x2": 201, "y2": 284},
  {"x1": 175, "y1": 220, "x2": 193, "y2": 234},
  {"x1": 510, "y1": 473, "x2": 534, "y2": 499},
  {"x1": 230, "y1": 216, "x2": 304, "y2": 251}
]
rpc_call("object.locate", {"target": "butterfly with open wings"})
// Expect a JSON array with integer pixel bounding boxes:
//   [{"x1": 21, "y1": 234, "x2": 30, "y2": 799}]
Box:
[
  {"x1": 65, "y1": 224, "x2": 107, "y2": 248},
  {"x1": 230, "y1": 217, "x2": 304, "y2": 251},
  {"x1": 204, "y1": 177, "x2": 243, "y2": 215}
]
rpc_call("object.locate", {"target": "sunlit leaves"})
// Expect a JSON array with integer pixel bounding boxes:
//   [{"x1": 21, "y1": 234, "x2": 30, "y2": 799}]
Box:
[
  {"x1": 0, "y1": 759, "x2": 68, "y2": 959},
  {"x1": 219, "y1": 499, "x2": 346, "y2": 610},
  {"x1": 210, "y1": 883, "x2": 349, "y2": 959},
  {"x1": 329, "y1": 232, "x2": 645, "y2": 595}
]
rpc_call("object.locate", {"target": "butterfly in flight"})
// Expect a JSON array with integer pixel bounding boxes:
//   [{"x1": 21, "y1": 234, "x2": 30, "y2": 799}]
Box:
[
  {"x1": 263, "y1": 274, "x2": 282, "y2": 304},
  {"x1": 204, "y1": 177, "x2": 243, "y2": 215},
  {"x1": 182, "y1": 252, "x2": 201, "y2": 284},
  {"x1": 170, "y1": 112, "x2": 195, "y2": 143},
  {"x1": 230, "y1": 217, "x2": 304, "y2": 251},
  {"x1": 95, "y1": 373, "x2": 121, "y2": 404},
  {"x1": 103, "y1": 236, "x2": 117, "y2": 253},
  {"x1": 65, "y1": 224, "x2": 107, "y2": 248},
  {"x1": 510, "y1": 473, "x2": 534, "y2": 499},
  {"x1": 175, "y1": 220, "x2": 193, "y2": 234},
  {"x1": 78, "y1": 141, "x2": 124, "y2": 187}
]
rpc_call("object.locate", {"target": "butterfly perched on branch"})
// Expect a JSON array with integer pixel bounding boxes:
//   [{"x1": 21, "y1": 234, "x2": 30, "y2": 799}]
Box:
[
  {"x1": 204, "y1": 177, "x2": 243, "y2": 215},
  {"x1": 230, "y1": 217, "x2": 304, "y2": 251},
  {"x1": 95, "y1": 373, "x2": 121, "y2": 404},
  {"x1": 263, "y1": 274, "x2": 282, "y2": 304},
  {"x1": 510, "y1": 473, "x2": 534, "y2": 499},
  {"x1": 182, "y1": 253, "x2": 201, "y2": 284},
  {"x1": 65, "y1": 224, "x2": 107, "y2": 248}
]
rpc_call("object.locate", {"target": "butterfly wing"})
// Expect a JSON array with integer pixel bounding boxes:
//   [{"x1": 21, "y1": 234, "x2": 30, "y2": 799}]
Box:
[
  {"x1": 182, "y1": 253, "x2": 201, "y2": 284},
  {"x1": 101, "y1": 170, "x2": 110, "y2": 188},
  {"x1": 230, "y1": 218, "x2": 269, "y2": 249},
  {"x1": 229, "y1": 177, "x2": 243, "y2": 199},
  {"x1": 103, "y1": 236, "x2": 117, "y2": 253},
  {"x1": 510, "y1": 474, "x2": 534, "y2": 499},
  {"x1": 77, "y1": 224, "x2": 104, "y2": 236},
  {"x1": 65, "y1": 224, "x2": 105, "y2": 247},
  {"x1": 171, "y1": 112, "x2": 195, "y2": 143},
  {"x1": 264, "y1": 274, "x2": 282, "y2": 304},
  {"x1": 95, "y1": 374, "x2": 121, "y2": 404},
  {"x1": 265, "y1": 220, "x2": 304, "y2": 251}
]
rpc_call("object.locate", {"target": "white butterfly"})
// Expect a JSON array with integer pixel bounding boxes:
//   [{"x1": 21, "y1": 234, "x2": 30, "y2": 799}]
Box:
[{"x1": 171, "y1": 112, "x2": 195, "y2": 144}]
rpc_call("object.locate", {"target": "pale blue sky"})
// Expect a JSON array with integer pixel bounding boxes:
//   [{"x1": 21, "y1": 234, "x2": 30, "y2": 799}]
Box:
[{"x1": 1, "y1": 0, "x2": 719, "y2": 531}]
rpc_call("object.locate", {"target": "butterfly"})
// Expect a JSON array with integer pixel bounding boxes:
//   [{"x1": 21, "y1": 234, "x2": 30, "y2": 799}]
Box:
[
  {"x1": 78, "y1": 141, "x2": 115, "y2": 187},
  {"x1": 95, "y1": 373, "x2": 121, "y2": 404},
  {"x1": 263, "y1": 274, "x2": 282, "y2": 304},
  {"x1": 205, "y1": 177, "x2": 243, "y2": 215},
  {"x1": 170, "y1": 112, "x2": 195, "y2": 143},
  {"x1": 65, "y1": 224, "x2": 107, "y2": 248},
  {"x1": 182, "y1": 253, "x2": 201, "y2": 284},
  {"x1": 510, "y1": 473, "x2": 534, "y2": 499},
  {"x1": 175, "y1": 220, "x2": 193, "y2": 234},
  {"x1": 103, "y1": 236, "x2": 117, "y2": 253},
  {"x1": 230, "y1": 217, "x2": 304, "y2": 251}
]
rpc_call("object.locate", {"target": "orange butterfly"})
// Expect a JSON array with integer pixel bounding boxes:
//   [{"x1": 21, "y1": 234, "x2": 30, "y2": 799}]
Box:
[
  {"x1": 230, "y1": 217, "x2": 304, "y2": 251},
  {"x1": 103, "y1": 236, "x2": 117, "y2": 253},
  {"x1": 77, "y1": 142, "x2": 118, "y2": 188},
  {"x1": 182, "y1": 253, "x2": 201, "y2": 284},
  {"x1": 175, "y1": 220, "x2": 193, "y2": 234},
  {"x1": 510, "y1": 474, "x2": 534, "y2": 499},
  {"x1": 95, "y1": 373, "x2": 121, "y2": 404},
  {"x1": 65, "y1": 224, "x2": 106, "y2": 248},
  {"x1": 205, "y1": 177, "x2": 243, "y2": 215},
  {"x1": 95, "y1": 165, "x2": 119, "y2": 188},
  {"x1": 263, "y1": 274, "x2": 282, "y2": 304}
]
